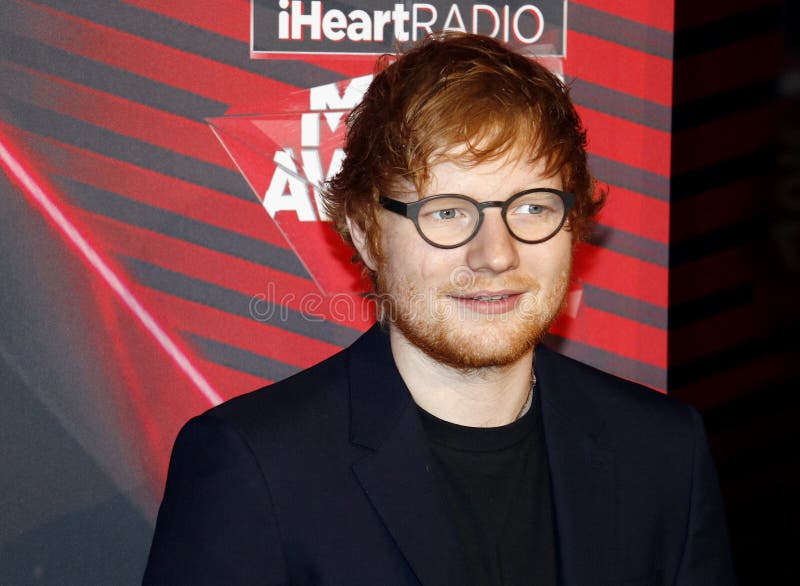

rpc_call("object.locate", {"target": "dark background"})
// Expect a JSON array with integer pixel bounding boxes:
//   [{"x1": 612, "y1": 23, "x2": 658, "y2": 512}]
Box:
[{"x1": 671, "y1": 0, "x2": 799, "y2": 582}]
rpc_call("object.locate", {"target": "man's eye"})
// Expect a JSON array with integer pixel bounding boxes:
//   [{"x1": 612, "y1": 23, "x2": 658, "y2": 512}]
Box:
[
  {"x1": 517, "y1": 204, "x2": 545, "y2": 215},
  {"x1": 432, "y1": 208, "x2": 459, "y2": 220}
]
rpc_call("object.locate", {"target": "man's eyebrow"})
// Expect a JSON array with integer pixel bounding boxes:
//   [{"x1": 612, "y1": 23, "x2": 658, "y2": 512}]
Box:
[{"x1": 423, "y1": 186, "x2": 555, "y2": 198}]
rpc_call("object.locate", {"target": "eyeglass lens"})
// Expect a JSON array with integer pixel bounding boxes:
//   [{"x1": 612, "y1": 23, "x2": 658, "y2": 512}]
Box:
[{"x1": 417, "y1": 191, "x2": 566, "y2": 247}]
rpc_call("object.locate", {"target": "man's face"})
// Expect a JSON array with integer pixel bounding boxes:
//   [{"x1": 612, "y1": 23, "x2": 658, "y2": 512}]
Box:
[{"x1": 364, "y1": 153, "x2": 573, "y2": 369}]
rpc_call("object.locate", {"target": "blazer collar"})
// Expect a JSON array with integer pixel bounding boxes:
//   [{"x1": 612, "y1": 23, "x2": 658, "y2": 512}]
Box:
[
  {"x1": 346, "y1": 326, "x2": 617, "y2": 586},
  {"x1": 535, "y1": 344, "x2": 616, "y2": 585},
  {"x1": 535, "y1": 343, "x2": 609, "y2": 441},
  {"x1": 347, "y1": 324, "x2": 411, "y2": 449},
  {"x1": 347, "y1": 324, "x2": 470, "y2": 586}
]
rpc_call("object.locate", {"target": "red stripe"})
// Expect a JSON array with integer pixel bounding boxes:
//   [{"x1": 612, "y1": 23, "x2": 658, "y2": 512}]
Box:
[
  {"x1": 120, "y1": 0, "x2": 249, "y2": 42},
  {"x1": 64, "y1": 206, "x2": 317, "y2": 300},
  {"x1": 551, "y1": 306, "x2": 667, "y2": 367},
  {"x1": 4, "y1": 124, "x2": 288, "y2": 247},
  {"x1": 573, "y1": 0, "x2": 674, "y2": 32},
  {"x1": 4, "y1": 63, "x2": 235, "y2": 169},
  {"x1": 7, "y1": 0, "x2": 294, "y2": 104},
  {"x1": 566, "y1": 31, "x2": 672, "y2": 105},
  {"x1": 574, "y1": 243, "x2": 668, "y2": 306},
  {"x1": 597, "y1": 186, "x2": 669, "y2": 244},
  {"x1": 578, "y1": 106, "x2": 670, "y2": 176}
]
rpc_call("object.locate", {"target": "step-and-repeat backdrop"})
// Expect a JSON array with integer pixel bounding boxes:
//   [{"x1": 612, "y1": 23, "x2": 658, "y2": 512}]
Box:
[{"x1": 1, "y1": 1, "x2": 675, "y2": 582}]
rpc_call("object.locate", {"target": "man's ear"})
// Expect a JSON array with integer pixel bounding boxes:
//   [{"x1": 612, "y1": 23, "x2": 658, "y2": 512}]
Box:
[{"x1": 346, "y1": 215, "x2": 377, "y2": 271}]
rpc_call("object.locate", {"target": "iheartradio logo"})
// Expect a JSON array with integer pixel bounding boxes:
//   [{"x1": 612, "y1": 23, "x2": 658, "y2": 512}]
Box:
[{"x1": 251, "y1": 0, "x2": 567, "y2": 57}]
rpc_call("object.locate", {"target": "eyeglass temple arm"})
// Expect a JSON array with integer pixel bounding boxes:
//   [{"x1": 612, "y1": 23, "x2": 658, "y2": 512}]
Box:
[{"x1": 379, "y1": 196, "x2": 411, "y2": 216}]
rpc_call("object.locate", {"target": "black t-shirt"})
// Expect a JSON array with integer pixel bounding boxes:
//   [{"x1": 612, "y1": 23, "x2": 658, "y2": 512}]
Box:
[{"x1": 417, "y1": 393, "x2": 557, "y2": 586}]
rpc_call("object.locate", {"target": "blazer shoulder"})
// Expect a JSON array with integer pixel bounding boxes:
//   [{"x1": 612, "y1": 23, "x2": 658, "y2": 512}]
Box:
[
  {"x1": 201, "y1": 344, "x2": 353, "y2": 445},
  {"x1": 537, "y1": 343, "x2": 699, "y2": 440}
]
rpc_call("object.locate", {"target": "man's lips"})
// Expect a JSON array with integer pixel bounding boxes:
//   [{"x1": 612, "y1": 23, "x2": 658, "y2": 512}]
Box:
[
  {"x1": 449, "y1": 290, "x2": 522, "y2": 300},
  {"x1": 446, "y1": 290, "x2": 525, "y2": 314}
]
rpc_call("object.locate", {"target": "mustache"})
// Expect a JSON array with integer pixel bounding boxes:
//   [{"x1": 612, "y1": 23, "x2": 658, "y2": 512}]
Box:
[{"x1": 437, "y1": 274, "x2": 542, "y2": 296}]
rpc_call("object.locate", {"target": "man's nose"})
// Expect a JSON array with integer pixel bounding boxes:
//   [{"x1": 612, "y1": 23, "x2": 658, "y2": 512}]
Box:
[{"x1": 464, "y1": 210, "x2": 519, "y2": 274}]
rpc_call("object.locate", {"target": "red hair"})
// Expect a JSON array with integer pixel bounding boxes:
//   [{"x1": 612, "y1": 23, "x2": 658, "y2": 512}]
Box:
[{"x1": 324, "y1": 32, "x2": 604, "y2": 280}]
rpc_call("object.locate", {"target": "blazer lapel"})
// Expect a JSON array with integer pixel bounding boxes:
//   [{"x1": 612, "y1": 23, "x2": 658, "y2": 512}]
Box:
[
  {"x1": 536, "y1": 345, "x2": 616, "y2": 586},
  {"x1": 347, "y1": 326, "x2": 469, "y2": 586}
]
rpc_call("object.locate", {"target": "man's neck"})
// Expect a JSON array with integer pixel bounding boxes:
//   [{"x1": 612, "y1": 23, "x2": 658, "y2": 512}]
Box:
[{"x1": 388, "y1": 327, "x2": 535, "y2": 428}]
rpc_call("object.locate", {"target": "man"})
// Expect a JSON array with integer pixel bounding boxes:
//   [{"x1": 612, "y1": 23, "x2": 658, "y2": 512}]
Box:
[{"x1": 144, "y1": 33, "x2": 736, "y2": 585}]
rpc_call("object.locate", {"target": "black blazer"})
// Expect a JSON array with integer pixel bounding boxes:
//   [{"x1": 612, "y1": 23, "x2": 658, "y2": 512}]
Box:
[{"x1": 143, "y1": 325, "x2": 736, "y2": 585}]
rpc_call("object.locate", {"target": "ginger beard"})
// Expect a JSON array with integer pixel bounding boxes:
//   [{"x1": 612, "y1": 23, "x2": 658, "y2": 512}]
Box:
[{"x1": 375, "y1": 259, "x2": 572, "y2": 370}]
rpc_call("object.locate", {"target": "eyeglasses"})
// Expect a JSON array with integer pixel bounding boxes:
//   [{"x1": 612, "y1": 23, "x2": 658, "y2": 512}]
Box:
[{"x1": 379, "y1": 188, "x2": 575, "y2": 249}]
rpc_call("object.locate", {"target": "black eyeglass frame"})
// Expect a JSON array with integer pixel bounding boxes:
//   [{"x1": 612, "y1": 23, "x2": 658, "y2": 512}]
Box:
[{"x1": 379, "y1": 188, "x2": 576, "y2": 249}]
